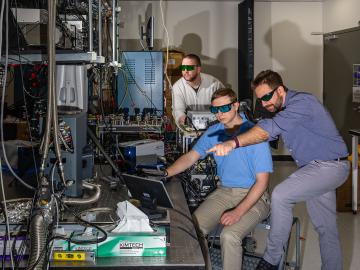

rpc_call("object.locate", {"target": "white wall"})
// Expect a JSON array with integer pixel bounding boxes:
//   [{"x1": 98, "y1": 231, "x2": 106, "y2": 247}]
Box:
[
  {"x1": 254, "y1": 2, "x2": 323, "y2": 100},
  {"x1": 119, "y1": 1, "x2": 239, "y2": 90},
  {"x1": 254, "y1": 2, "x2": 323, "y2": 155},
  {"x1": 323, "y1": 0, "x2": 360, "y2": 33}
]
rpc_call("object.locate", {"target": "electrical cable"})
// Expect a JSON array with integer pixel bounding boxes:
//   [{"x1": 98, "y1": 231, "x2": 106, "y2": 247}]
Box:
[
  {"x1": 0, "y1": 5, "x2": 15, "y2": 264},
  {"x1": 96, "y1": 66, "x2": 126, "y2": 162},
  {"x1": 57, "y1": 130, "x2": 74, "y2": 153},
  {"x1": 169, "y1": 207, "x2": 194, "y2": 224},
  {"x1": 49, "y1": 0, "x2": 66, "y2": 187},
  {"x1": 55, "y1": 196, "x2": 108, "y2": 245},
  {"x1": 208, "y1": 224, "x2": 221, "y2": 253},
  {"x1": 0, "y1": 4, "x2": 36, "y2": 191},
  {"x1": 148, "y1": 51, "x2": 155, "y2": 114},
  {"x1": 50, "y1": 161, "x2": 58, "y2": 195},
  {"x1": 159, "y1": 0, "x2": 173, "y2": 92},
  {"x1": 10, "y1": 4, "x2": 40, "y2": 100},
  {"x1": 0, "y1": 0, "x2": 4, "y2": 57},
  {"x1": 117, "y1": 65, "x2": 134, "y2": 108},
  {"x1": 120, "y1": 53, "x2": 160, "y2": 112},
  {"x1": 0, "y1": 202, "x2": 8, "y2": 270},
  {"x1": 46, "y1": 198, "x2": 60, "y2": 270},
  {"x1": 12, "y1": 0, "x2": 41, "y2": 185}
]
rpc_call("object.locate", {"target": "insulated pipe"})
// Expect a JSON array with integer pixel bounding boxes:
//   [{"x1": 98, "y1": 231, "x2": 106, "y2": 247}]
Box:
[
  {"x1": 88, "y1": 0, "x2": 93, "y2": 52},
  {"x1": 48, "y1": 0, "x2": 66, "y2": 185},
  {"x1": 112, "y1": 0, "x2": 116, "y2": 63},
  {"x1": 39, "y1": 0, "x2": 56, "y2": 176},
  {"x1": 63, "y1": 182, "x2": 101, "y2": 205},
  {"x1": 98, "y1": 0, "x2": 102, "y2": 56}
]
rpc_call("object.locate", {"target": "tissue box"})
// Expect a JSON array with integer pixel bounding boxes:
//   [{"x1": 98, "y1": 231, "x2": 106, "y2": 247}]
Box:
[{"x1": 53, "y1": 227, "x2": 167, "y2": 257}]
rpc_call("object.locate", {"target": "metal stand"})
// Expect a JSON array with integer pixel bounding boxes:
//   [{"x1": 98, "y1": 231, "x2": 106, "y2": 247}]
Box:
[{"x1": 349, "y1": 129, "x2": 360, "y2": 214}]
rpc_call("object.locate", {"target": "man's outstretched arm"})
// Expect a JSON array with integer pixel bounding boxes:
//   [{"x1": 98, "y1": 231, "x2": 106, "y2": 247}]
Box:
[
  {"x1": 166, "y1": 150, "x2": 201, "y2": 178},
  {"x1": 206, "y1": 125, "x2": 269, "y2": 156}
]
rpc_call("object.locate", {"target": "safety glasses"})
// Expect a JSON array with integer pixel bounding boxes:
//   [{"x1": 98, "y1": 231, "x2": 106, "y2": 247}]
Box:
[
  {"x1": 259, "y1": 86, "x2": 279, "y2": 102},
  {"x1": 181, "y1": 65, "x2": 197, "y2": 71},
  {"x1": 209, "y1": 102, "x2": 234, "y2": 114}
]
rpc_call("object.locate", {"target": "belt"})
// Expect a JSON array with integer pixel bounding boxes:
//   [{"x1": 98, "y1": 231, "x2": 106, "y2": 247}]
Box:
[{"x1": 333, "y1": 157, "x2": 348, "y2": 161}]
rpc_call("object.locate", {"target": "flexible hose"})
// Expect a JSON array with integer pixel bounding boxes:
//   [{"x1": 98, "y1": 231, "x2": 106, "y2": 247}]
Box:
[
  {"x1": 39, "y1": 0, "x2": 55, "y2": 176},
  {"x1": 63, "y1": 182, "x2": 101, "y2": 205},
  {"x1": 26, "y1": 214, "x2": 47, "y2": 270},
  {"x1": 48, "y1": 0, "x2": 66, "y2": 186},
  {"x1": 51, "y1": 81, "x2": 66, "y2": 185}
]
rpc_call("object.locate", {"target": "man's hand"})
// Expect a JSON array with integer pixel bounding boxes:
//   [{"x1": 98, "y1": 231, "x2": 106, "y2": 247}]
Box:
[
  {"x1": 206, "y1": 140, "x2": 235, "y2": 156},
  {"x1": 220, "y1": 209, "x2": 241, "y2": 226},
  {"x1": 178, "y1": 115, "x2": 186, "y2": 125}
]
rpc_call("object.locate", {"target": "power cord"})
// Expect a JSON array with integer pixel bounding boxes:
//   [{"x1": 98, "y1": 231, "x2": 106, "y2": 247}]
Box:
[{"x1": 55, "y1": 196, "x2": 108, "y2": 245}]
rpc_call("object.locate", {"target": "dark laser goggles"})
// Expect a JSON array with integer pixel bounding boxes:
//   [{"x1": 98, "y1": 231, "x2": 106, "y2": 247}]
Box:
[
  {"x1": 259, "y1": 86, "x2": 279, "y2": 102},
  {"x1": 209, "y1": 102, "x2": 234, "y2": 114},
  {"x1": 181, "y1": 65, "x2": 196, "y2": 71}
]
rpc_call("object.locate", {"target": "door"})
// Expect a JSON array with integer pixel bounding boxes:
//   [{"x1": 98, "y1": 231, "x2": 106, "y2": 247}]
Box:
[{"x1": 323, "y1": 27, "x2": 360, "y2": 149}]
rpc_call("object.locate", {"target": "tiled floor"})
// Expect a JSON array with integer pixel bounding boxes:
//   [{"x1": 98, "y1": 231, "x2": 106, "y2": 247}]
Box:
[{"x1": 267, "y1": 161, "x2": 360, "y2": 270}]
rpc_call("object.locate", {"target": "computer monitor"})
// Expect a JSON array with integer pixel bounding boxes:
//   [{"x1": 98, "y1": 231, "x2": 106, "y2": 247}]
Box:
[
  {"x1": 145, "y1": 16, "x2": 154, "y2": 50},
  {"x1": 122, "y1": 173, "x2": 174, "y2": 209},
  {"x1": 140, "y1": 6, "x2": 154, "y2": 50}
]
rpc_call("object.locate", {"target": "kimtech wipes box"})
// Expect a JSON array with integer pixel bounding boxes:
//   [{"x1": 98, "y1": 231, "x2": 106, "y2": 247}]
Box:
[{"x1": 53, "y1": 227, "x2": 167, "y2": 257}]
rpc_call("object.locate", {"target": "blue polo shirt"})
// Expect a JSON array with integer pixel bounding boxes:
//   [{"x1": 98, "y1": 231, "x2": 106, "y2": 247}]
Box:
[
  {"x1": 192, "y1": 114, "x2": 273, "y2": 188},
  {"x1": 257, "y1": 90, "x2": 348, "y2": 167}
]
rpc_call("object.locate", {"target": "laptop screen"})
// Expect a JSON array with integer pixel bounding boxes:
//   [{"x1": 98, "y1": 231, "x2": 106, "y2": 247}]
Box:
[{"x1": 122, "y1": 173, "x2": 174, "y2": 209}]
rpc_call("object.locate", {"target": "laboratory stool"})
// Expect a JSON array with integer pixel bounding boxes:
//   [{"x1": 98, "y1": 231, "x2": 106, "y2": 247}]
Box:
[{"x1": 208, "y1": 217, "x2": 301, "y2": 270}]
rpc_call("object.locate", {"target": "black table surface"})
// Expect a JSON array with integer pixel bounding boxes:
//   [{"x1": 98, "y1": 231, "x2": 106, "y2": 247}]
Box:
[{"x1": 49, "y1": 177, "x2": 205, "y2": 269}]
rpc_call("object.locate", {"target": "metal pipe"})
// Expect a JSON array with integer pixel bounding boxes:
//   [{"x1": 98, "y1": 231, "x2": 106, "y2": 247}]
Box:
[
  {"x1": 87, "y1": 127, "x2": 125, "y2": 184},
  {"x1": 52, "y1": 87, "x2": 66, "y2": 185},
  {"x1": 63, "y1": 182, "x2": 101, "y2": 205},
  {"x1": 112, "y1": 0, "x2": 116, "y2": 63},
  {"x1": 88, "y1": 0, "x2": 93, "y2": 52},
  {"x1": 48, "y1": 0, "x2": 66, "y2": 185},
  {"x1": 98, "y1": 0, "x2": 102, "y2": 56},
  {"x1": 115, "y1": 2, "x2": 120, "y2": 61},
  {"x1": 40, "y1": 0, "x2": 57, "y2": 176}
]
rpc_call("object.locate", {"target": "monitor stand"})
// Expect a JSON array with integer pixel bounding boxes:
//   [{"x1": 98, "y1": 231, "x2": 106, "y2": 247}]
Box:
[
  {"x1": 139, "y1": 206, "x2": 167, "y2": 220},
  {"x1": 139, "y1": 194, "x2": 169, "y2": 221}
]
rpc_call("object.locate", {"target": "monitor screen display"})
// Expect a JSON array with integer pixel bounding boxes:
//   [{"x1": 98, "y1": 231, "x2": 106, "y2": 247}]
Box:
[{"x1": 122, "y1": 173, "x2": 174, "y2": 209}]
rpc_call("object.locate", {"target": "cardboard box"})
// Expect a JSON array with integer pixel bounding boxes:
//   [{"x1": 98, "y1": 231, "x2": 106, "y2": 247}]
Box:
[
  {"x1": 53, "y1": 227, "x2": 167, "y2": 257},
  {"x1": 336, "y1": 165, "x2": 360, "y2": 212},
  {"x1": 163, "y1": 76, "x2": 182, "y2": 131},
  {"x1": 3, "y1": 121, "x2": 30, "y2": 141},
  {"x1": 164, "y1": 50, "x2": 184, "y2": 76}
]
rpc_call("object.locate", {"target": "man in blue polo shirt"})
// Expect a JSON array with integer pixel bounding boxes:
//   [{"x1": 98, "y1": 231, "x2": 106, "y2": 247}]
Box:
[
  {"x1": 207, "y1": 70, "x2": 350, "y2": 270},
  {"x1": 165, "y1": 88, "x2": 273, "y2": 270}
]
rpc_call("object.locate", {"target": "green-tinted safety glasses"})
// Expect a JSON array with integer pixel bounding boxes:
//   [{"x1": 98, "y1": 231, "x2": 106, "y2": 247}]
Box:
[
  {"x1": 210, "y1": 102, "x2": 234, "y2": 114},
  {"x1": 259, "y1": 86, "x2": 279, "y2": 102},
  {"x1": 181, "y1": 65, "x2": 196, "y2": 71}
]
